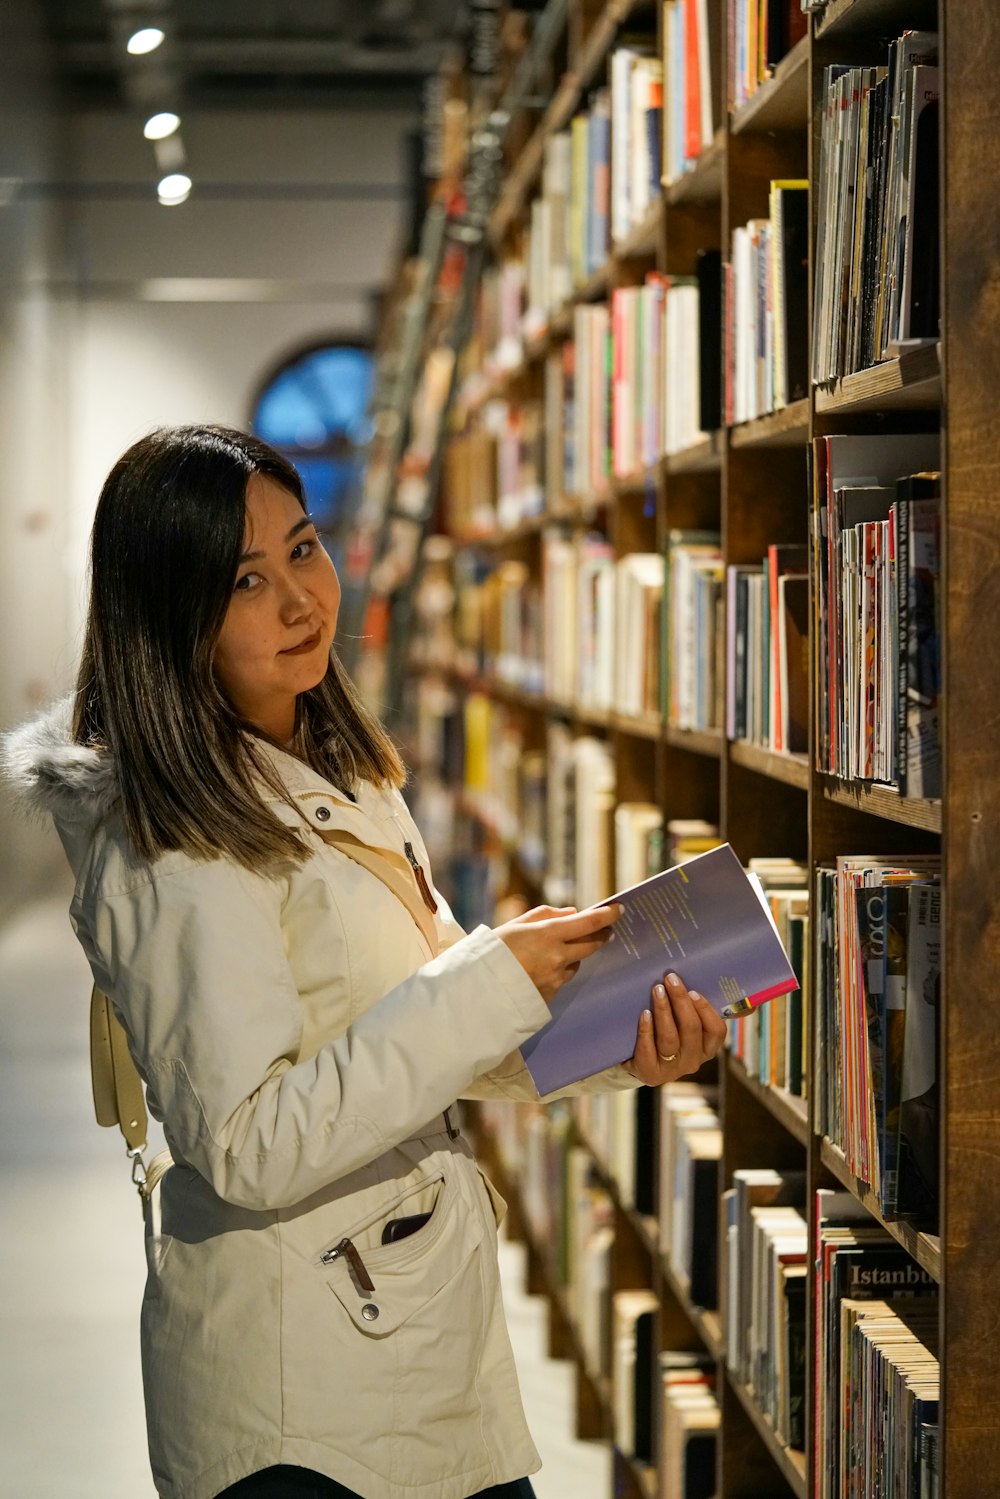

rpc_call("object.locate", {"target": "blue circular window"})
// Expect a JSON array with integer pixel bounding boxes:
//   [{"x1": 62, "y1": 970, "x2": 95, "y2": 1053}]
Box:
[{"x1": 251, "y1": 342, "x2": 374, "y2": 535}]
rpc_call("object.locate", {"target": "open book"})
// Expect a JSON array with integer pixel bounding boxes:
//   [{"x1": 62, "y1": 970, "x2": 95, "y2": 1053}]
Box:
[{"x1": 521, "y1": 842, "x2": 798, "y2": 1095}]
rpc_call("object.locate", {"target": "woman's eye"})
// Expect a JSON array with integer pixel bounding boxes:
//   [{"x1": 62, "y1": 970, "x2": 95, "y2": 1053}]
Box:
[
  {"x1": 234, "y1": 571, "x2": 262, "y2": 593},
  {"x1": 290, "y1": 538, "x2": 316, "y2": 562}
]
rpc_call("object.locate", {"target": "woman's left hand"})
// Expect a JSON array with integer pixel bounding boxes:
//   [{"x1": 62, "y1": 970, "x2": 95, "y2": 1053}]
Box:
[{"x1": 625, "y1": 971, "x2": 728, "y2": 1085}]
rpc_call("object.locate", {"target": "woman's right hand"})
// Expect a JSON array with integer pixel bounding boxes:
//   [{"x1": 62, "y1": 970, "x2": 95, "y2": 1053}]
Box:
[{"x1": 495, "y1": 903, "x2": 623, "y2": 1003}]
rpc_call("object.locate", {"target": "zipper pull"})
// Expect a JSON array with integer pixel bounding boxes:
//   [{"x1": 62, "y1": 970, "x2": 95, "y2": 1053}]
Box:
[
  {"x1": 320, "y1": 1237, "x2": 375, "y2": 1294},
  {"x1": 403, "y1": 841, "x2": 439, "y2": 914}
]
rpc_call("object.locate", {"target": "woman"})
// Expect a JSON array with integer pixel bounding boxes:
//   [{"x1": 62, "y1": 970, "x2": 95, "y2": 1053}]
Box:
[{"x1": 4, "y1": 426, "x2": 725, "y2": 1499}]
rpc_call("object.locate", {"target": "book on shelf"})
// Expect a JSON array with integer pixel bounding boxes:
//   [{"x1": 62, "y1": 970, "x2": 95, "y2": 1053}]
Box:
[
  {"x1": 520, "y1": 841, "x2": 799, "y2": 1095},
  {"x1": 569, "y1": 89, "x2": 612, "y2": 285},
  {"x1": 658, "y1": 1083, "x2": 719, "y2": 1264},
  {"x1": 524, "y1": 130, "x2": 573, "y2": 335},
  {"x1": 659, "y1": 1356, "x2": 719, "y2": 1499},
  {"x1": 573, "y1": 303, "x2": 612, "y2": 498},
  {"x1": 814, "y1": 856, "x2": 941, "y2": 1228},
  {"x1": 615, "y1": 551, "x2": 663, "y2": 717},
  {"x1": 662, "y1": 276, "x2": 705, "y2": 457},
  {"x1": 726, "y1": 181, "x2": 808, "y2": 424},
  {"x1": 815, "y1": 1188, "x2": 939, "y2": 1499},
  {"x1": 615, "y1": 803, "x2": 664, "y2": 890},
  {"x1": 610, "y1": 45, "x2": 663, "y2": 245},
  {"x1": 662, "y1": 0, "x2": 722, "y2": 185},
  {"x1": 722, "y1": 1167, "x2": 808, "y2": 1450},
  {"x1": 811, "y1": 432, "x2": 940, "y2": 789},
  {"x1": 665, "y1": 530, "x2": 724, "y2": 732},
  {"x1": 612, "y1": 1288, "x2": 659, "y2": 1462},
  {"x1": 726, "y1": 546, "x2": 808, "y2": 753},
  {"x1": 812, "y1": 34, "x2": 940, "y2": 385},
  {"x1": 611, "y1": 274, "x2": 667, "y2": 476},
  {"x1": 728, "y1": 0, "x2": 806, "y2": 113},
  {"x1": 728, "y1": 858, "x2": 809, "y2": 1098}
]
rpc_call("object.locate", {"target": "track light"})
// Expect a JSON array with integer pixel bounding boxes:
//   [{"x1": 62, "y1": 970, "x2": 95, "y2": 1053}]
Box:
[
  {"x1": 157, "y1": 172, "x2": 191, "y2": 206},
  {"x1": 127, "y1": 27, "x2": 165, "y2": 56},
  {"x1": 144, "y1": 111, "x2": 180, "y2": 140}
]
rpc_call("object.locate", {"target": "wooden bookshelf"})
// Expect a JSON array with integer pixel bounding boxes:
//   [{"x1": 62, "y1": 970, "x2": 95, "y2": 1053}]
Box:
[
  {"x1": 666, "y1": 129, "x2": 725, "y2": 206},
  {"x1": 727, "y1": 1055, "x2": 810, "y2": 1147},
  {"x1": 728, "y1": 399, "x2": 810, "y2": 448},
  {"x1": 819, "y1": 776, "x2": 943, "y2": 833},
  {"x1": 614, "y1": 198, "x2": 663, "y2": 261},
  {"x1": 816, "y1": 0, "x2": 937, "y2": 41},
  {"x1": 730, "y1": 35, "x2": 810, "y2": 136},
  {"x1": 382, "y1": 0, "x2": 999, "y2": 1494},
  {"x1": 814, "y1": 344, "x2": 942, "y2": 414},
  {"x1": 725, "y1": 1369, "x2": 808, "y2": 1499},
  {"x1": 820, "y1": 1139, "x2": 942, "y2": 1282},
  {"x1": 663, "y1": 431, "x2": 724, "y2": 474},
  {"x1": 728, "y1": 740, "x2": 810, "y2": 790},
  {"x1": 665, "y1": 724, "x2": 725, "y2": 758}
]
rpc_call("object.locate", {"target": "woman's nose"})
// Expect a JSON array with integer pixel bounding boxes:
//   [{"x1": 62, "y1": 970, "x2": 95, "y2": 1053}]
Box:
[{"x1": 278, "y1": 577, "x2": 313, "y2": 622}]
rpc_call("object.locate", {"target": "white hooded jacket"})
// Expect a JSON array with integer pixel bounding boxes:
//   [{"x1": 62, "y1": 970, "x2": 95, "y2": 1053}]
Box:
[{"x1": 4, "y1": 701, "x2": 637, "y2": 1499}]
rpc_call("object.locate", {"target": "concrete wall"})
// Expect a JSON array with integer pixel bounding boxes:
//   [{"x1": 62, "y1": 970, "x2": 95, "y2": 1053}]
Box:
[
  {"x1": 0, "y1": 7, "x2": 76, "y2": 917},
  {"x1": 0, "y1": 63, "x2": 417, "y2": 916}
]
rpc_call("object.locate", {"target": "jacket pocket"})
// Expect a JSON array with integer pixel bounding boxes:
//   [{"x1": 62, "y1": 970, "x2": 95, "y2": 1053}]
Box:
[
  {"x1": 476, "y1": 1164, "x2": 508, "y2": 1229},
  {"x1": 318, "y1": 1169, "x2": 482, "y2": 1337}
]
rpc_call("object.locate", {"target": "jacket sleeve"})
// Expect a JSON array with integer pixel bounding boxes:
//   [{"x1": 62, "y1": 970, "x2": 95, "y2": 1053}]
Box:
[
  {"x1": 76, "y1": 856, "x2": 551, "y2": 1211},
  {"x1": 461, "y1": 1053, "x2": 641, "y2": 1102}
]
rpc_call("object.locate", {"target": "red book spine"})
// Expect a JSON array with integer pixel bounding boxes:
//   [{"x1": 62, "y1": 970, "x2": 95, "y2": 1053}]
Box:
[{"x1": 684, "y1": 0, "x2": 702, "y2": 162}]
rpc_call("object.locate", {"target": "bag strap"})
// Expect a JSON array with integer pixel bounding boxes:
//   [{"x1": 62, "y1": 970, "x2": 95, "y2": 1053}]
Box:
[
  {"x1": 90, "y1": 984, "x2": 155, "y2": 1204},
  {"x1": 314, "y1": 828, "x2": 441, "y2": 956}
]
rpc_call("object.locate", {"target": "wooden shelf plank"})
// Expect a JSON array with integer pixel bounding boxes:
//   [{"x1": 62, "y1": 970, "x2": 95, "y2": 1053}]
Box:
[
  {"x1": 611, "y1": 710, "x2": 662, "y2": 741},
  {"x1": 664, "y1": 431, "x2": 723, "y2": 475},
  {"x1": 660, "y1": 1253, "x2": 726, "y2": 1361},
  {"x1": 666, "y1": 724, "x2": 725, "y2": 758},
  {"x1": 577, "y1": 1123, "x2": 727, "y2": 1362},
  {"x1": 612, "y1": 465, "x2": 660, "y2": 497},
  {"x1": 816, "y1": 0, "x2": 938, "y2": 41},
  {"x1": 725, "y1": 1368, "x2": 807, "y2": 1499},
  {"x1": 729, "y1": 399, "x2": 810, "y2": 448},
  {"x1": 666, "y1": 130, "x2": 726, "y2": 206},
  {"x1": 727, "y1": 1055, "x2": 810, "y2": 1147},
  {"x1": 615, "y1": 1451, "x2": 657, "y2": 1499},
  {"x1": 820, "y1": 1139, "x2": 942, "y2": 1282},
  {"x1": 574, "y1": 262, "x2": 612, "y2": 303},
  {"x1": 730, "y1": 36, "x2": 810, "y2": 136},
  {"x1": 814, "y1": 345, "x2": 941, "y2": 414},
  {"x1": 820, "y1": 776, "x2": 942, "y2": 833},
  {"x1": 613, "y1": 198, "x2": 663, "y2": 261},
  {"x1": 728, "y1": 740, "x2": 810, "y2": 790}
]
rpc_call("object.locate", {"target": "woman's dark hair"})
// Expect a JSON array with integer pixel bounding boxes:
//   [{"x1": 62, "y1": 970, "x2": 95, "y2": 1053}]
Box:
[{"x1": 73, "y1": 424, "x2": 404, "y2": 868}]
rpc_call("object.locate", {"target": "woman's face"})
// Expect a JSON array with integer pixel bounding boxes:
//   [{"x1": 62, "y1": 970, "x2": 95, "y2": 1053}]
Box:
[{"x1": 213, "y1": 473, "x2": 341, "y2": 742}]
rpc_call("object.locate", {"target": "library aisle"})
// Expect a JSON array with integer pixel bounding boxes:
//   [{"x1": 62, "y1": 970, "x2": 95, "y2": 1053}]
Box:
[{"x1": 0, "y1": 896, "x2": 607, "y2": 1499}]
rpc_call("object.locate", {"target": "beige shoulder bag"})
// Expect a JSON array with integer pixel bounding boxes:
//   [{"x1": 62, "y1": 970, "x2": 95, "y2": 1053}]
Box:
[{"x1": 89, "y1": 986, "x2": 171, "y2": 1209}]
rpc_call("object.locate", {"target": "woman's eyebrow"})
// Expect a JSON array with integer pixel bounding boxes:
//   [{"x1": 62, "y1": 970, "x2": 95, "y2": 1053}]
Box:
[{"x1": 239, "y1": 515, "x2": 314, "y2": 564}]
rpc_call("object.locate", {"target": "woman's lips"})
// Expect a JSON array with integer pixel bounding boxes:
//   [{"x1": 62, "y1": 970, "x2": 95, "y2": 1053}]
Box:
[{"x1": 280, "y1": 629, "x2": 322, "y2": 656}]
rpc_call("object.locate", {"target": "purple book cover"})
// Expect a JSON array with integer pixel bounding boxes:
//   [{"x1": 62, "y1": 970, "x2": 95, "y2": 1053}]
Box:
[{"x1": 521, "y1": 842, "x2": 798, "y2": 1095}]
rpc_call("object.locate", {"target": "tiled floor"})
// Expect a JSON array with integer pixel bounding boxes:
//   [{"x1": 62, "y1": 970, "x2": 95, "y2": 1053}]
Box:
[{"x1": 0, "y1": 894, "x2": 608, "y2": 1499}]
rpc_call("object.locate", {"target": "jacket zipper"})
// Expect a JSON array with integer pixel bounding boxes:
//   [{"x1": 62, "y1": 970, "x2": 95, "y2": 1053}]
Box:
[
  {"x1": 403, "y1": 841, "x2": 439, "y2": 915},
  {"x1": 320, "y1": 1237, "x2": 376, "y2": 1294}
]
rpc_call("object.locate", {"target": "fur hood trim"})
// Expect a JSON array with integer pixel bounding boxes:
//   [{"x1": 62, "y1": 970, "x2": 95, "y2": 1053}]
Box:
[{"x1": 1, "y1": 697, "x2": 118, "y2": 826}]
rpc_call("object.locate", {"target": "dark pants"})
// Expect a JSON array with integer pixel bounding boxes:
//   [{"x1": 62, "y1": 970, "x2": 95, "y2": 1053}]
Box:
[{"x1": 218, "y1": 1467, "x2": 537, "y2": 1498}]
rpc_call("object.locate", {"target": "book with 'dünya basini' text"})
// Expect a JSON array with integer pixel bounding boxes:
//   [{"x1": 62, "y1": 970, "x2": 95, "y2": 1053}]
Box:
[{"x1": 521, "y1": 841, "x2": 798, "y2": 1095}]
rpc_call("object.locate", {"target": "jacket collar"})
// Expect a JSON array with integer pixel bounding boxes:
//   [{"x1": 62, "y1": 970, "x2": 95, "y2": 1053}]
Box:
[{"x1": 3, "y1": 697, "x2": 404, "y2": 858}]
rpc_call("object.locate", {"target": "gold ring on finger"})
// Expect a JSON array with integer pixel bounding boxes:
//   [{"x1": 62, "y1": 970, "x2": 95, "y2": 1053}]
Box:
[{"x1": 658, "y1": 1050, "x2": 679, "y2": 1064}]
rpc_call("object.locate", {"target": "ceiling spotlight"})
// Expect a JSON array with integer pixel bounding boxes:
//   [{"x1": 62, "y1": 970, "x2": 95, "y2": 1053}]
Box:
[
  {"x1": 127, "y1": 27, "x2": 165, "y2": 55},
  {"x1": 144, "y1": 111, "x2": 180, "y2": 140},
  {"x1": 157, "y1": 172, "x2": 191, "y2": 206}
]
